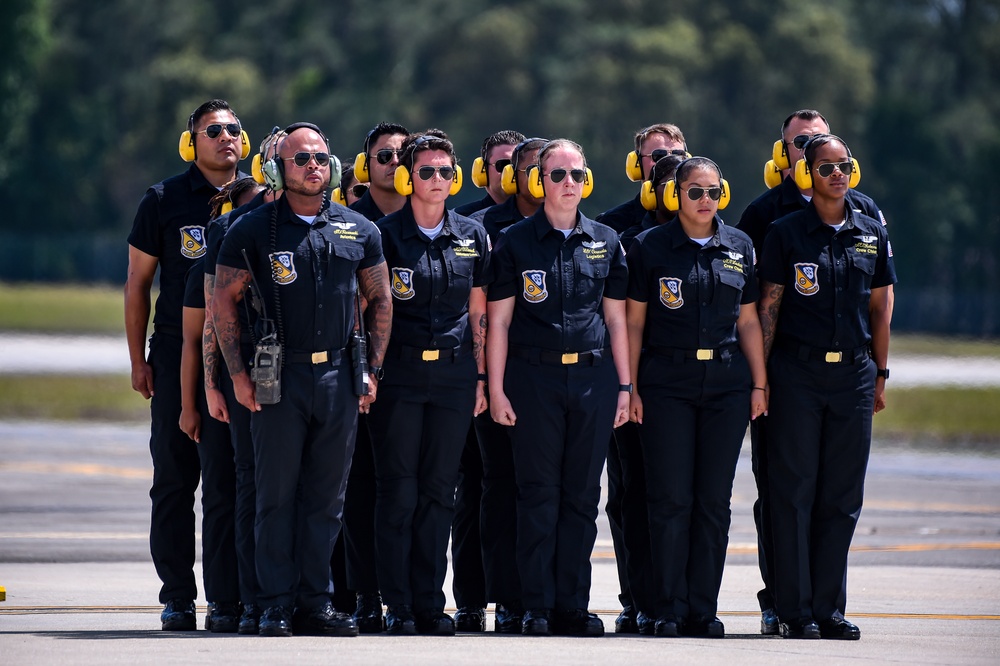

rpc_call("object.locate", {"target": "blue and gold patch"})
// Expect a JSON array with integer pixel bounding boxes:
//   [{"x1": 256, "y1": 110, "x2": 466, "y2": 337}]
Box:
[
  {"x1": 179, "y1": 225, "x2": 206, "y2": 259},
  {"x1": 522, "y1": 270, "x2": 548, "y2": 303},
  {"x1": 269, "y1": 251, "x2": 297, "y2": 285},
  {"x1": 794, "y1": 262, "x2": 819, "y2": 296},
  {"x1": 659, "y1": 277, "x2": 684, "y2": 309},
  {"x1": 391, "y1": 267, "x2": 415, "y2": 300}
]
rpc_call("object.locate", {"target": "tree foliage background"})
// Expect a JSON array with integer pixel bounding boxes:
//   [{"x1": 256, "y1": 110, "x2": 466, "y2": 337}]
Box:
[{"x1": 1, "y1": 0, "x2": 998, "y2": 335}]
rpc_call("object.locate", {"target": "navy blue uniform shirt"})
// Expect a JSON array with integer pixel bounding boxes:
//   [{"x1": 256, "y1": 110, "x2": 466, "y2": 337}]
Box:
[
  {"x1": 204, "y1": 190, "x2": 268, "y2": 278},
  {"x1": 627, "y1": 219, "x2": 758, "y2": 351},
  {"x1": 454, "y1": 193, "x2": 496, "y2": 217},
  {"x1": 128, "y1": 164, "x2": 249, "y2": 331},
  {"x1": 377, "y1": 202, "x2": 491, "y2": 351},
  {"x1": 596, "y1": 193, "x2": 646, "y2": 235},
  {"x1": 349, "y1": 189, "x2": 387, "y2": 222},
  {"x1": 217, "y1": 197, "x2": 384, "y2": 353},
  {"x1": 488, "y1": 210, "x2": 628, "y2": 353},
  {"x1": 758, "y1": 205, "x2": 896, "y2": 350},
  {"x1": 470, "y1": 195, "x2": 525, "y2": 245}
]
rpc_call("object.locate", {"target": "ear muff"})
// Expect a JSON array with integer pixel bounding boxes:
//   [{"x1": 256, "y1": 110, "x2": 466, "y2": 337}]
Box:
[
  {"x1": 393, "y1": 165, "x2": 463, "y2": 197},
  {"x1": 239, "y1": 130, "x2": 251, "y2": 159},
  {"x1": 262, "y1": 123, "x2": 341, "y2": 192},
  {"x1": 450, "y1": 165, "x2": 463, "y2": 196},
  {"x1": 640, "y1": 180, "x2": 658, "y2": 211},
  {"x1": 471, "y1": 157, "x2": 488, "y2": 188},
  {"x1": 353, "y1": 152, "x2": 370, "y2": 183},
  {"x1": 718, "y1": 179, "x2": 731, "y2": 209},
  {"x1": 252, "y1": 153, "x2": 266, "y2": 185},
  {"x1": 178, "y1": 131, "x2": 196, "y2": 162},
  {"x1": 221, "y1": 201, "x2": 234, "y2": 216},
  {"x1": 793, "y1": 158, "x2": 812, "y2": 191},
  {"x1": 332, "y1": 187, "x2": 347, "y2": 206},
  {"x1": 771, "y1": 139, "x2": 791, "y2": 171},
  {"x1": 526, "y1": 165, "x2": 545, "y2": 200},
  {"x1": 663, "y1": 175, "x2": 731, "y2": 211},
  {"x1": 500, "y1": 163, "x2": 518, "y2": 195},
  {"x1": 625, "y1": 151, "x2": 643, "y2": 182},
  {"x1": 848, "y1": 158, "x2": 862, "y2": 188},
  {"x1": 581, "y1": 168, "x2": 594, "y2": 199},
  {"x1": 262, "y1": 153, "x2": 283, "y2": 191},
  {"x1": 764, "y1": 160, "x2": 783, "y2": 189}
]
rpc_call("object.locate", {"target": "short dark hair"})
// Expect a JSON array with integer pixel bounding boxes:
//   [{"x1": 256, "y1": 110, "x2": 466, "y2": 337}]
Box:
[
  {"x1": 649, "y1": 154, "x2": 685, "y2": 187},
  {"x1": 399, "y1": 129, "x2": 456, "y2": 171},
  {"x1": 780, "y1": 109, "x2": 830, "y2": 137},
  {"x1": 481, "y1": 130, "x2": 527, "y2": 160},
  {"x1": 363, "y1": 121, "x2": 410, "y2": 154},
  {"x1": 189, "y1": 99, "x2": 236, "y2": 131},
  {"x1": 511, "y1": 137, "x2": 548, "y2": 172},
  {"x1": 802, "y1": 134, "x2": 850, "y2": 168},
  {"x1": 675, "y1": 156, "x2": 723, "y2": 185}
]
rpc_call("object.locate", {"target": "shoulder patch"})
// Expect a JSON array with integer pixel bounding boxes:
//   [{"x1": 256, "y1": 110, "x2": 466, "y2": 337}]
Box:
[
  {"x1": 391, "y1": 267, "x2": 415, "y2": 300},
  {"x1": 270, "y1": 251, "x2": 297, "y2": 285},
  {"x1": 794, "y1": 263, "x2": 819, "y2": 296},
  {"x1": 180, "y1": 225, "x2": 207, "y2": 259},
  {"x1": 659, "y1": 277, "x2": 684, "y2": 309},
  {"x1": 522, "y1": 270, "x2": 548, "y2": 303}
]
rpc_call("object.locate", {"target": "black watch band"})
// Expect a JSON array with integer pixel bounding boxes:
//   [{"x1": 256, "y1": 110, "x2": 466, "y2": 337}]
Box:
[
  {"x1": 876, "y1": 368, "x2": 890, "y2": 380},
  {"x1": 619, "y1": 383, "x2": 633, "y2": 395},
  {"x1": 370, "y1": 365, "x2": 384, "y2": 381},
  {"x1": 477, "y1": 373, "x2": 488, "y2": 382}
]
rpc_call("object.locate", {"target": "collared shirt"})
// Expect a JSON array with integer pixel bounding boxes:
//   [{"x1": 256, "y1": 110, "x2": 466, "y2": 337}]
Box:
[
  {"x1": 758, "y1": 204, "x2": 897, "y2": 350},
  {"x1": 203, "y1": 190, "x2": 268, "y2": 278},
  {"x1": 596, "y1": 193, "x2": 646, "y2": 235},
  {"x1": 349, "y1": 189, "x2": 387, "y2": 222},
  {"x1": 471, "y1": 195, "x2": 525, "y2": 244},
  {"x1": 377, "y1": 202, "x2": 490, "y2": 351},
  {"x1": 737, "y1": 175, "x2": 888, "y2": 259},
  {"x1": 127, "y1": 164, "x2": 249, "y2": 332},
  {"x1": 488, "y1": 209, "x2": 628, "y2": 353},
  {"x1": 217, "y1": 197, "x2": 384, "y2": 352},
  {"x1": 454, "y1": 192, "x2": 496, "y2": 217},
  {"x1": 627, "y1": 219, "x2": 758, "y2": 350},
  {"x1": 620, "y1": 211, "x2": 673, "y2": 253}
]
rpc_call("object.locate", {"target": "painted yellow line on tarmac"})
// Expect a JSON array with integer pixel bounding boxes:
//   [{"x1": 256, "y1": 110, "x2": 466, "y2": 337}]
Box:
[
  {"x1": 590, "y1": 541, "x2": 1000, "y2": 559},
  {"x1": 0, "y1": 461, "x2": 149, "y2": 480}
]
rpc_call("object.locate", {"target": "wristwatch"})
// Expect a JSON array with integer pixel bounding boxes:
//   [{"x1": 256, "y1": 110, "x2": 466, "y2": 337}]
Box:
[
  {"x1": 369, "y1": 365, "x2": 384, "y2": 381},
  {"x1": 876, "y1": 368, "x2": 890, "y2": 380},
  {"x1": 619, "y1": 383, "x2": 633, "y2": 395}
]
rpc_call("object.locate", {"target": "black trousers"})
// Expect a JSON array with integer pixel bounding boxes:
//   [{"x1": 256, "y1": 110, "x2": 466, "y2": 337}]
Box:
[
  {"x1": 767, "y1": 350, "x2": 875, "y2": 623},
  {"x1": 147, "y1": 332, "x2": 201, "y2": 603},
  {"x1": 368, "y1": 355, "x2": 476, "y2": 612},
  {"x1": 219, "y1": 349, "x2": 257, "y2": 606},
  {"x1": 639, "y1": 353, "x2": 749, "y2": 620},
  {"x1": 473, "y1": 411, "x2": 521, "y2": 606},
  {"x1": 505, "y1": 355, "x2": 615, "y2": 611},
  {"x1": 605, "y1": 422, "x2": 653, "y2": 615},
  {"x1": 749, "y1": 414, "x2": 776, "y2": 612},
  {"x1": 451, "y1": 424, "x2": 487, "y2": 609},
  {"x1": 252, "y1": 357, "x2": 357, "y2": 610},
  {"x1": 194, "y1": 374, "x2": 239, "y2": 604},
  {"x1": 342, "y1": 415, "x2": 380, "y2": 594}
]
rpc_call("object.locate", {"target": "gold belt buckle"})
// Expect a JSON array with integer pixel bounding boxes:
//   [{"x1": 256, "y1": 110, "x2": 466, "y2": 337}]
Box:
[
  {"x1": 696, "y1": 349, "x2": 714, "y2": 361},
  {"x1": 561, "y1": 352, "x2": 579, "y2": 365},
  {"x1": 422, "y1": 349, "x2": 440, "y2": 361},
  {"x1": 825, "y1": 351, "x2": 843, "y2": 363},
  {"x1": 311, "y1": 351, "x2": 329, "y2": 364}
]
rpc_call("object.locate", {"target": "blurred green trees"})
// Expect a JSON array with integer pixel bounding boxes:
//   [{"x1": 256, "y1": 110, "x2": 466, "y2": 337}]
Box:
[{"x1": 0, "y1": 0, "x2": 997, "y2": 334}]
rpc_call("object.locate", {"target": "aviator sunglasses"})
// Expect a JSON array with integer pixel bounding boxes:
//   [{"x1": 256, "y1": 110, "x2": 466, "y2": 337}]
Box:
[
  {"x1": 815, "y1": 161, "x2": 855, "y2": 178},
  {"x1": 198, "y1": 123, "x2": 242, "y2": 139},
  {"x1": 416, "y1": 165, "x2": 456, "y2": 180},
  {"x1": 681, "y1": 186, "x2": 723, "y2": 201},
  {"x1": 547, "y1": 169, "x2": 587, "y2": 184},
  {"x1": 374, "y1": 148, "x2": 402, "y2": 165},
  {"x1": 491, "y1": 158, "x2": 512, "y2": 173},
  {"x1": 643, "y1": 148, "x2": 688, "y2": 161},
  {"x1": 284, "y1": 152, "x2": 331, "y2": 167}
]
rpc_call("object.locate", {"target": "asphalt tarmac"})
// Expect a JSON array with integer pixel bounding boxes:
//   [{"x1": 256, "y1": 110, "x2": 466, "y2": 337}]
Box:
[{"x1": 1, "y1": 421, "x2": 998, "y2": 664}]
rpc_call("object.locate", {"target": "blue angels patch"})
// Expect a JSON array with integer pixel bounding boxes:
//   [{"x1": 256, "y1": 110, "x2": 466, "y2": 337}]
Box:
[
  {"x1": 269, "y1": 251, "x2": 297, "y2": 285},
  {"x1": 179, "y1": 225, "x2": 206, "y2": 259},
  {"x1": 522, "y1": 270, "x2": 548, "y2": 303},
  {"x1": 391, "y1": 267, "x2": 415, "y2": 300},
  {"x1": 659, "y1": 277, "x2": 684, "y2": 309},
  {"x1": 794, "y1": 262, "x2": 819, "y2": 296}
]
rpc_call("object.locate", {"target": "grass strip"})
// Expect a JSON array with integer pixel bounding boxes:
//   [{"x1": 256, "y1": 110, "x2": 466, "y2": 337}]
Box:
[
  {"x1": 0, "y1": 374, "x2": 148, "y2": 422},
  {"x1": 0, "y1": 282, "x2": 127, "y2": 335},
  {"x1": 876, "y1": 386, "x2": 1000, "y2": 442}
]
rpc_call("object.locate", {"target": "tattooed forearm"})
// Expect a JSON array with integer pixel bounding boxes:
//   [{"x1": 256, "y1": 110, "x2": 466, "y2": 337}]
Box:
[
  {"x1": 358, "y1": 263, "x2": 392, "y2": 367},
  {"x1": 214, "y1": 265, "x2": 252, "y2": 377},
  {"x1": 470, "y1": 287, "x2": 488, "y2": 371},
  {"x1": 202, "y1": 274, "x2": 220, "y2": 389},
  {"x1": 757, "y1": 281, "x2": 785, "y2": 362}
]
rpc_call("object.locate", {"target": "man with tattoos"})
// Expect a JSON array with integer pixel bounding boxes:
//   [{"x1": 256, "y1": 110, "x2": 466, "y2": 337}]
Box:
[{"x1": 214, "y1": 122, "x2": 391, "y2": 637}]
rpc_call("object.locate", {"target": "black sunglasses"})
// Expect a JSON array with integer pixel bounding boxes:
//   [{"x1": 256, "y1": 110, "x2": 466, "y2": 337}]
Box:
[
  {"x1": 815, "y1": 161, "x2": 854, "y2": 178},
  {"x1": 790, "y1": 134, "x2": 815, "y2": 150},
  {"x1": 284, "y1": 151, "x2": 331, "y2": 167},
  {"x1": 681, "y1": 186, "x2": 723, "y2": 201},
  {"x1": 491, "y1": 158, "x2": 512, "y2": 173},
  {"x1": 198, "y1": 123, "x2": 241, "y2": 139},
  {"x1": 374, "y1": 148, "x2": 401, "y2": 165},
  {"x1": 416, "y1": 165, "x2": 456, "y2": 181},
  {"x1": 643, "y1": 149, "x2": 688, "y2": 161},
  {"x1": 547, "y1": 169, "x2": 586, "y2": 184},
  {"x1": 351, "y1": 184, "x2": 369, "y2": 198}
]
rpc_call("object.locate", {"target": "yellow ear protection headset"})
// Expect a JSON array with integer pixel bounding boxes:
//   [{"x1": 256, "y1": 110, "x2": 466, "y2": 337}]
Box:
[
  {"x1": 639, "y1": 155, "x2": 686, "y2": 211},
  {"x1": 527, "y1": 142, "x2": 594, "y2": 200},
  {"x1": 252, "y1": 126, "x2": 282, "y2": 185},
  {"x1": 331, "y1": 187, "x2": 348, "y2": 206},
  {"x1": 353, "y1": 128, "x2": 377, "y2": 184},
  {"x1": 471, "y1": 137, "x2": 492, "y2": 188},
  {"x1": 793, "y1": 134, "x2": 861, "y2": 191},
  {"x1": 500, "y1": 138, "x2": 547, "y2": 196},
  {"x1": 393, "y1": 135, "x2": 463, "y2": 197},
  {"x1": 625, "y1": 128, "x2": 691, "y2": 182},
  {"x1": 178, "y1": 111, "x2": 251, "y2": 163},
  {"x1": 663, "y1": 157, "x2": 731, "y2": 212},
  {"x1": 261, "y1": 122, "x2": 342, "y2": 192}
]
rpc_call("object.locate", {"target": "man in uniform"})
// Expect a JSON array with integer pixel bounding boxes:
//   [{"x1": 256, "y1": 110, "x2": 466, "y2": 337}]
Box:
[
  {"x1": 214, "y1": 122, "x2": 391, "y2": 637},
  {"x1": 454, "y1": 129, "x2": 524, "y2": 216},
  {"x1": 125, "y1": 98, "x2": 248, "y2": 631},
  {"x1": 351, "y1": 121, "x2": 410, "y2": 220}
]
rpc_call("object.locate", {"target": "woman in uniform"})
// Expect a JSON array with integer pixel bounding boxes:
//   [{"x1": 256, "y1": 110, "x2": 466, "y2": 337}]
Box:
[
  {"x1": 626, "y1": 157, "x2": 767, "y2": 638},
  {"x1": 487, "y1": 139, "x2": 631, "y2": 638},
  {"x1": 367, "y1": 129, "x2": 490, "y2": 636},
  {"x1": 757, "y1": 134, "x2": 894, "y2": 641}
]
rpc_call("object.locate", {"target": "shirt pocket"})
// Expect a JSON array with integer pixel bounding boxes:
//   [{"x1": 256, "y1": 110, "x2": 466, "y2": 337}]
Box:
[
  {"x1": 848, "y1": 250, "x2": 876, "y2": 295},
  {"x1": 330, "y1": 241, "x2": 364, "y2": 290},
  {"x1": 715, "y1": 263, "x2": 746, "y2": 317}
]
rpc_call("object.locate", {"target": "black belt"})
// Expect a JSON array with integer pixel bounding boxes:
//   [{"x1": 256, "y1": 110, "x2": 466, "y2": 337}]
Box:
[
  {"x1": 776, "y1": 339, "x2": 870, "y2": 364},
  {"x1": 510, "y1": 346, "x2": 606, "y2": 366},
  {"x1": 393, "y1": 343, "x2": 471, "y2": 362},
  {"x1": 287, "y1": 348, "x2": 347, "y2": 364},
  {"x1": 647, "y1": 344, "x2": 739, "y2": 363}
]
